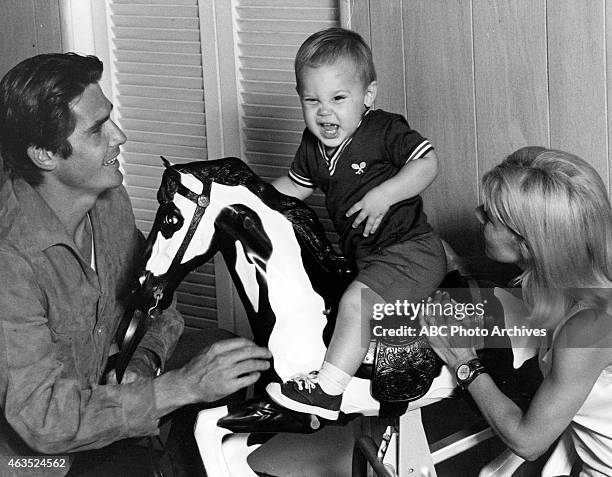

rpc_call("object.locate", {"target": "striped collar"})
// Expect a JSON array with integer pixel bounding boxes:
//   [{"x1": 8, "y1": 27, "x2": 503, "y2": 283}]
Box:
[{"x1": 318, "y1": 108, "x2": 371, "y2": 175}]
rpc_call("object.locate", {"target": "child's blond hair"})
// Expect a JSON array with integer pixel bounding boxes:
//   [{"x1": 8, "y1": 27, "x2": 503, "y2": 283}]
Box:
[{"x1": 294, "y1": 27, "x2": 376, "y2": 93}]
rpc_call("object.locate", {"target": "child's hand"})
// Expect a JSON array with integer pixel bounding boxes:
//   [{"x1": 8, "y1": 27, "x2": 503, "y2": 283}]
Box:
[{"x1": 346, "y1": 186, "x2": 392, "y2": 236}]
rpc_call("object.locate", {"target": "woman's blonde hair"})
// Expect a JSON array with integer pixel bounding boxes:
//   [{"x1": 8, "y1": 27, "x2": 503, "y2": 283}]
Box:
[{"x1": 482, "y1": 147, "x2": 612, "y2": 326}]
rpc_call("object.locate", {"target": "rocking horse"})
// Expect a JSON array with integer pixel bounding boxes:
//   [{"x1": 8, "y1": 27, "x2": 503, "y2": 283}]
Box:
[{"x1": 118, "y1": 157, "x2": 533, "y2": 476}]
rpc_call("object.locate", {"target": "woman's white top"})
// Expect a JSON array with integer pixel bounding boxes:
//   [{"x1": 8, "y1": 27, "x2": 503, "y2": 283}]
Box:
[{"x1": 539, "y1": 304, "x2": 612, "y2": 477}]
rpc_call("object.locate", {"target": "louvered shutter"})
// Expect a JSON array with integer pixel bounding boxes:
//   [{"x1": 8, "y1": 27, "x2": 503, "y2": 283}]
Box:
[
  {"x1": 235, "y1": 0, "x2": 340, "y2": 240},
  {"x1": 108, "y1": 0, "x2": 217, "y2": 329}
]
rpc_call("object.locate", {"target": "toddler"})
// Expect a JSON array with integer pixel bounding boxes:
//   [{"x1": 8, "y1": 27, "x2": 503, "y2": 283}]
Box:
[{"x1": 267, "y1": 27, "x2": 446, "y2": 419}]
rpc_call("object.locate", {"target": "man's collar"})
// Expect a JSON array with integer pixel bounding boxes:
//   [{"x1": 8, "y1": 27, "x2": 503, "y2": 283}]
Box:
[{"x1": 1, "y1": 177, "x2": 75, "y2": 253}]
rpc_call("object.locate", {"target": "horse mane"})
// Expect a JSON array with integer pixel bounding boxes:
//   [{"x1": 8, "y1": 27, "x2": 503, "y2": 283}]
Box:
[{"x1": 172, "y1": 157, "x2": 355, "y2": 278}]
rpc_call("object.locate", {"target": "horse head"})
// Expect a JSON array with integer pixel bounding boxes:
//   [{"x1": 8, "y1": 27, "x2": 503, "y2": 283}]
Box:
[
  {"x1": 136, "y1": 158, "x2": 216, "y2": 312},
  {"x1": 114, "y1": 158, "x2": 224, "y2": 379}
]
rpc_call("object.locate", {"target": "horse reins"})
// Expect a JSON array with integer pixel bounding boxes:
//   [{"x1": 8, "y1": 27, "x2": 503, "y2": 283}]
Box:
[{"x1": 115, "y1": 161, "x2": 211, "y2": 382}]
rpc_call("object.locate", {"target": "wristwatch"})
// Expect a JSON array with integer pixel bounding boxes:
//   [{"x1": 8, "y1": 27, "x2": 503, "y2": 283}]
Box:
[{"x1": 455, "y1": 358, "x2": 486, "y2": 390}]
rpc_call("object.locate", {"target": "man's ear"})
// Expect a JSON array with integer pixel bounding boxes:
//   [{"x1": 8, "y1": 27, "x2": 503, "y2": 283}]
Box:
[
  {"x1": 27, "y1": 146, "x2": 56, "y2": 172},
  {"x1": 364, "y1": 81, "x2": 377, "y2": 108}
]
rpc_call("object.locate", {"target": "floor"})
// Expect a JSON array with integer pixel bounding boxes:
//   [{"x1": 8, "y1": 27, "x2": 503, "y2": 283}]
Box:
[{"x1": 78, "y1": 401, "x2": 549, "y2": 477}]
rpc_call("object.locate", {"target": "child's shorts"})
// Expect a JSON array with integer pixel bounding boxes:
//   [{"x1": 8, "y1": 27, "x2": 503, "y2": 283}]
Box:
[{"x1": 355, "y1": 231, "x2": 447, "y2": 303}]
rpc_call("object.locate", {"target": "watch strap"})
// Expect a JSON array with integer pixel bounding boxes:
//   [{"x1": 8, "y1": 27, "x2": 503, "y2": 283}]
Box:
[{"x1": 457, "y1": 358, "x2": 486, "y2": 390}]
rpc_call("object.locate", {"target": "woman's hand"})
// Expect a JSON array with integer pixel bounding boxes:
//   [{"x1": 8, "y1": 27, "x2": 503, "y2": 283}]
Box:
[{"x1": 419, "y1": 290, "x2": 478, "y2": 370}]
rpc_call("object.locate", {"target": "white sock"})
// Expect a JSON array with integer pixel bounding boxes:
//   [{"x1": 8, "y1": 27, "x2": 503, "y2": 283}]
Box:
[{"x1": 317, "y1": 361, "x2": 352, "y2": 396}]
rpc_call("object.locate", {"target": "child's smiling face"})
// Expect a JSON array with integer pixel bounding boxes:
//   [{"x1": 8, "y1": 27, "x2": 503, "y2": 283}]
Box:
[{"x1": 298, "y1": 60, "x2": 376, "y2": 150}]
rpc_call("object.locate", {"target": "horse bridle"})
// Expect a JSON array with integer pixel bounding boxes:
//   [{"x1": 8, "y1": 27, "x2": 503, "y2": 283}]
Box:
[
  {"x1": 161, "y1": 170, "x2": 211, "y2": 274},
  {"x1": 115, "y1": 161, "x2": 212, "y2": 382}
]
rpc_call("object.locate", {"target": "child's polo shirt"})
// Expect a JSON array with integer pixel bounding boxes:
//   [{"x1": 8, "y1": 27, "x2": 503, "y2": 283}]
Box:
[{"x1": 289, "y1": 109, "x2": 434, "y2": 259}]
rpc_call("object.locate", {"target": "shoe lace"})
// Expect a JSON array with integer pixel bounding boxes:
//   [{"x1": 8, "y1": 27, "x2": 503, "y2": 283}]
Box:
[{"x1": 288, "y1": 371, "x2": 319, "y2": 393}]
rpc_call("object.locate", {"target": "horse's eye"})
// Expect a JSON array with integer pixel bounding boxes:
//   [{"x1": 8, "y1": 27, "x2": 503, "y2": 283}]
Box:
[
  {"x1": 159, "y1": 206, "x2": 184, "y2": 239},
  {"x1": 164, "y1": 214, "x2": 179, "y2": 226}
]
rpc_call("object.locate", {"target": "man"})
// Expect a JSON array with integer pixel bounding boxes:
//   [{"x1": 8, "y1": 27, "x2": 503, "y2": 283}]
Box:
[{"x1": 0, "y1": 53, "x2": 271, "y2": 475}]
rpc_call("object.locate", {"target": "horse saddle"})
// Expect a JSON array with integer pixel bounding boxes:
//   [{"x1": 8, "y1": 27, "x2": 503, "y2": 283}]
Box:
[
  {"x1": 365, "y1": 270, "x2": 485, "y2": 404},
  {"x1": 368, "y1": 336, "x2": 442, "y2": 404}
]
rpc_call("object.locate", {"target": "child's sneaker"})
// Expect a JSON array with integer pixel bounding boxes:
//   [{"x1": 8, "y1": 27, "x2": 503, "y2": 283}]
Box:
[{"x1": 266, "y1": 371, "x2": 341, "y2": 420}]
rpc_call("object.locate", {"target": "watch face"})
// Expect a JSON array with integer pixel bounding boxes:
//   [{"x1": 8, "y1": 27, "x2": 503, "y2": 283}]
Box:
[{"x1": 457, "y1": 364, "x2": 471, "y2": 381}]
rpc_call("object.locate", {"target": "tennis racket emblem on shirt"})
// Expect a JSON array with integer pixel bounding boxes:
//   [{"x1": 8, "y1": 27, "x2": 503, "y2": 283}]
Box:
[{"x1": 351, "y1": 162, "x2": 366, "y2": 174}]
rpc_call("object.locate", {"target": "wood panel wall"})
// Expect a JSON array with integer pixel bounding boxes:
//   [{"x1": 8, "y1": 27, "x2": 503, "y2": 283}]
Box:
[
  {"x1": 0, "y1": 0, "x2": 62, "y2": 79},
  {"x1": 352, "y1": 0, "x2": 612, "y2": 257}
]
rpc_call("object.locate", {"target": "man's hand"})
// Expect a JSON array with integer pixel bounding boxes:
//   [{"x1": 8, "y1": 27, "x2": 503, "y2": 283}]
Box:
[
  {"x1": 346, "y1": 186, "x2": 392, "y2": 237},
  {"x1": 154, "y1": 338, "x2": 272, "y2": 414}
]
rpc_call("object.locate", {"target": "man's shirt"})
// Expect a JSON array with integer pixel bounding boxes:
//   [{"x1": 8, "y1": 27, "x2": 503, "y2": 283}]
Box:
[{"x1": 0, "y1": 177, "x2": 183, "y2": 464}]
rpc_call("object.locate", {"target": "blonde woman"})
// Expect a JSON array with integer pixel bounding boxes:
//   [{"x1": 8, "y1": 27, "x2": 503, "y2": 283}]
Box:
[{"x1": 423, "y1": 147, "x2": 612, "y2": 476}]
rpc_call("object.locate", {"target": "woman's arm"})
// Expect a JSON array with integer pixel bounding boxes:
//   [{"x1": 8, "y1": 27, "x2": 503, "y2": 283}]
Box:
[
  {"x1": 425, "y1": 303, "x2": 612, "y2": 460},
  {"x1": 469, "y1": 343, "x2": 606, "y2": 459}
]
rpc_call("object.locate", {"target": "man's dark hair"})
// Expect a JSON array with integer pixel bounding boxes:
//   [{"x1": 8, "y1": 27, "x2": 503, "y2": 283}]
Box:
[{"x1": 0, "y1": 53, "x2": 103, "y2": 185}]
